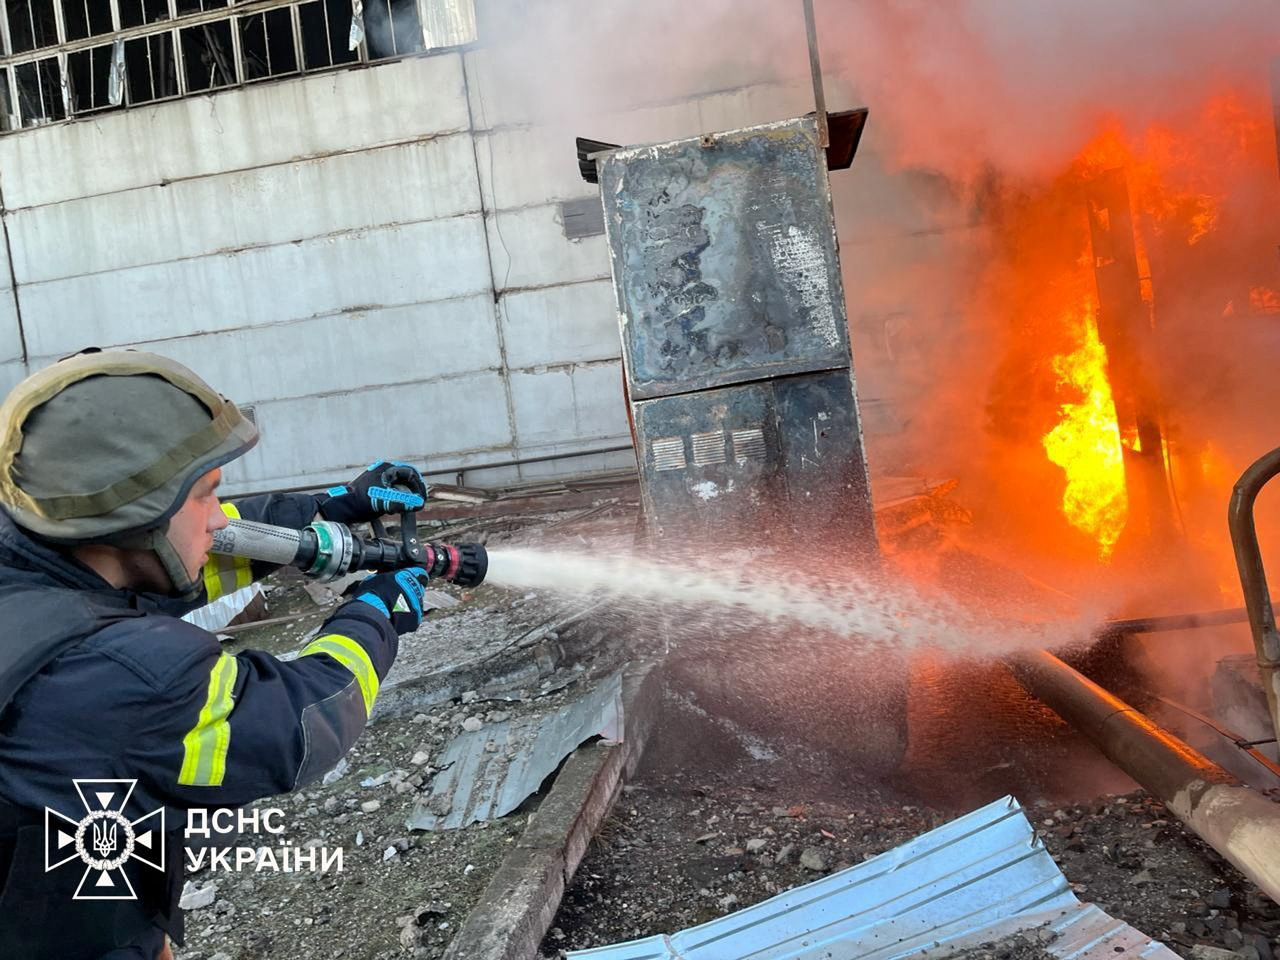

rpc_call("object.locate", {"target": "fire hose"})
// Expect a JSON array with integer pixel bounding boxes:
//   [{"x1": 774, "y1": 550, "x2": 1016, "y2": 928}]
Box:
[{"x1": 209, "y1": 509, "x2": 488, "y2": 588}]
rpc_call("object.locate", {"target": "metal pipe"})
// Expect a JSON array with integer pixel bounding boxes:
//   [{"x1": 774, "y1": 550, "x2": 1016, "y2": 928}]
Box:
[
  {"x1": 1228, "y1": 446, "x2": 1280, "y2": 748},
  {"x1": 801, "y1": 0, "x2": 828, "y2": 148},
  {"x1": 1092, "y1": 606, "x2": 1248, "y2": 641},
  {"x1": 1008, "y1": 648, "x2": 1280, "y2": 902}
]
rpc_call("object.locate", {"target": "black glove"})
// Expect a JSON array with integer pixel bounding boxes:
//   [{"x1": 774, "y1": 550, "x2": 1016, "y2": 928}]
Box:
[
  {"x1": 319, "y1": 460, "x2": 427, "y2": 523},
  {"x1": 347, "y1": 567, "x2": 431, "y2": 635}
]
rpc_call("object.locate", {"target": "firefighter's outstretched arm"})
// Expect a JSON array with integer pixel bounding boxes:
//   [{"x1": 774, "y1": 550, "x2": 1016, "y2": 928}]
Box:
[
  {"x1": 199, "y1": 459, "x2": 428, "y2": 602},
  {"x1": 130, "y1": 567, "x2": 431, "y2": 808}
]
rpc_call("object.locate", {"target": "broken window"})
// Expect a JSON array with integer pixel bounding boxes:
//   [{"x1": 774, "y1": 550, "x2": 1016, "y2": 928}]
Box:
[
  {"x1": 123, "y1": 31, "x2": 176, "y2": 104},
  {"x1": 175, "y1": 0, "x2": 228, "y2": 14},
  {"x1": 66, "y1": 41, "x2": 118, "y2": 112},
  {"x1": 62, "y1": 0, "x2": 115, "y2": 43},
  {"x1": 298, "y1": 0, "x2": 359, "y2": 71},
  {"x1": 14, "y1": 56, "x2": 64, "y2": 124},
  {"x1": 239, "y1": 7, "x2": 298, "y2": 82},
  {"x1": 6, "y1": 1, "x2": 61, "y2": 54},
  {"x1": 118, "y1": 0, "x2": 171, "y2": 30},
  {"x1": 363, "y1": 0, "x2": 423, "y2": 60},
  {"x1": 0, "y1": 69, "x2": 15, "y2": 130},
  {"x1": 0, "y1": 0, "x2": 475, "y2": 130},
  {"x1": 180, "y1": 20, "x2": 235, "y2": 91}
]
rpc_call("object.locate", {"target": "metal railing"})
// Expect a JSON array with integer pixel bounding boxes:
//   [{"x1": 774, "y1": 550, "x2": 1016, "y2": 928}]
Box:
[{"x1": 1228, "y1": 445, "x2": 1280, "y2": 750}]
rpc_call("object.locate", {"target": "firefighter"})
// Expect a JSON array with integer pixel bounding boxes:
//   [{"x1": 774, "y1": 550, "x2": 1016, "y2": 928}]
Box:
[{"x1": 0, "y1": 350, "x2": 438, "y2": 959}]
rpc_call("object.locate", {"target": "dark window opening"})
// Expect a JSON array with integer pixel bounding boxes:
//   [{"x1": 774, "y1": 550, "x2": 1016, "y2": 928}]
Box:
[
  {"x1": 239, "y1": 7, "x2": 298, "y2": 82},
  {"x1": 180, "y1": 20, "x2": 234, "y2": 91},
  {"x1": 124, "y1": 31, "x2": 177, "y2": 103},
  {"x1": 15, "y1": 56, "x2": 64, "y2": 124},
  {"x1": 63, "y1": 0, "x2": 115, "y2": 42},
  {"x1": 118, "y1": 0, "x2": 171, "y2": 30},
  {"x1": 7, "y1": 1, "x2": 60, "y2": 54},
  {"x1": 67, "y1": 42, "x2": 118, "y2": 111},
  {"x1": 298, "y1": 0, "x2": 359, "y2": 71},
  {"x1": 0, "y1": 69, "x2": 14, "y2": 130},
  {"x1": 364, "y1": 0, "x2": 422, "y2": 60},
  {"x1": 175, "y1": 0, "x2": 229, "y2": 15}
]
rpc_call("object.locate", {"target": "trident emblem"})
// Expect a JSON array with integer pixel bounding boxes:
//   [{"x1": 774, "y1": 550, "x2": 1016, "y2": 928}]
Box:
[
  {"x1": 92, "y1": 820, "x2": 117, "y2": 859},
  {"x1": 45, "y1": 779, "x2": 165, "y2": 901}
]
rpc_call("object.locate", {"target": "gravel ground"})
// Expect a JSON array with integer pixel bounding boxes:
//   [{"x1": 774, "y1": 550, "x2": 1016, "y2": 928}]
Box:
[
  {"x1": 174, "y1": 506, "x2": 623, "y2": 960},
  {"x1": 548, "y1": 759, "x2": 1280, "y2": 960},
  {"x1": 165, "y1": 499, "x2": 1280, "y2": 960}
]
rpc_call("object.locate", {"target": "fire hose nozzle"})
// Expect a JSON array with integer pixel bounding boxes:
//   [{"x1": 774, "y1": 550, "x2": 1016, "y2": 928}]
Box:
[
  {"x1": 422, "y1": 541, "x2": 488, "y2": 588},
  {"x1": 212, "y1": 518, "x2": 488, "y2": 588}
]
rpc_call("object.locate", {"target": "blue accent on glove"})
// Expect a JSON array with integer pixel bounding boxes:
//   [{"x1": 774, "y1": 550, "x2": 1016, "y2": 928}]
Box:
[
  {"x1": 394, "y1": 569, "x2": 425, "y2": 617},
  {"x1": 368, "y1": 486, "x2": 426, "y2": 514},
  {"x1": 319, "y1": 460, "x2": 429, "y2": 523},
  {"x1": 354, "y1": 592, "x2": 390, "y2": 618},
  {"x1": 345, "y1": 566, "x2": 430, "y2": 634}
]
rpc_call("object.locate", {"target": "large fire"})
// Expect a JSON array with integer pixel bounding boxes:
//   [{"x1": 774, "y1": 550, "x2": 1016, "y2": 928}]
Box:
[
  {"x1": 1041, "y1": 302, "x2": 1127, "y2": 559},
  {"x1": 1005, "y1": 89, "x2": 1279, "y2": 569}
]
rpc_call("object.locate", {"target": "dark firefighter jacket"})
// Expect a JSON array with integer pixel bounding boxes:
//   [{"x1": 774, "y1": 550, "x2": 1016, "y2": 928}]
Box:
[{"x1": 0, "y1": 494, "x2": 399, "y2": 960}]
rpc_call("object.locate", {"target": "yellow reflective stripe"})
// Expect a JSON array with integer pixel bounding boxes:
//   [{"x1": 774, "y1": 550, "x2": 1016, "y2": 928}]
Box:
[
  {"x1": 178, "y1": 654, "x2": 239, "y2": 786},
  {"x1": 201, "y1": 502, "x2": 252, "y2": 601},
  {"x1": 299, "y1": 634, "x2": 379, "y2": 716}
]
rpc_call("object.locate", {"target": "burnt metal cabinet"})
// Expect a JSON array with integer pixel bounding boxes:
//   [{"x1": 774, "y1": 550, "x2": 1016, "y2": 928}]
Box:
[
  {"x1": 583, "y1": 114, "x2": 907, "y2": 772},
  {"x1": 594, "y1": 116, "x2": 877, "y2": 557}
]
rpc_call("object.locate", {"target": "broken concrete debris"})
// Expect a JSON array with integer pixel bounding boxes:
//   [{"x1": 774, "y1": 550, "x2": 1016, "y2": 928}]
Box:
[{"x1": 178, "y1": 879, "x2": 218, "y2": 911}]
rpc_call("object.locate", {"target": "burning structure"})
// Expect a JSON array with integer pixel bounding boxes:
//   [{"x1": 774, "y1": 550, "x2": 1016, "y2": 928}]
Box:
[{"x1": 565, "y1": 2, "x2": 1280, "y2": 914}]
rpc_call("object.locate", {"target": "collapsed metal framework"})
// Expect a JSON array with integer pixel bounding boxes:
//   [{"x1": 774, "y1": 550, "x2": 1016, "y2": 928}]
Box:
[{"x1": 0, "y1": 0, "x2": 474, "y2": 131}]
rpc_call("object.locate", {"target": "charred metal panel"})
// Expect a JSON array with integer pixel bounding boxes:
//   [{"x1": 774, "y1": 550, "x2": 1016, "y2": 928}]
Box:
[
  {"x1": 598, "y1": 118, "x2": 851, "y2": 401},
  {"x1": 595, "y1": 115, "x2": 875, "y2": 555},
  {"x1": 633, "y1": 370, "x2": 874, "y2": 545}
]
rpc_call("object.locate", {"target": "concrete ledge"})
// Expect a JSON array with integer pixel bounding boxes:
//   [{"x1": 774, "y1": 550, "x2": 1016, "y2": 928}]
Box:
[{"x1": 442, "y1": 664, "x2": 662, "y2": 960}]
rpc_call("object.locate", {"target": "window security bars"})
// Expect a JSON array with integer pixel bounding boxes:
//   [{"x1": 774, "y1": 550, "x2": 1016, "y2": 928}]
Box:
[{"x1": 0, "y1": 0, "x2": 471, "y2": 131}]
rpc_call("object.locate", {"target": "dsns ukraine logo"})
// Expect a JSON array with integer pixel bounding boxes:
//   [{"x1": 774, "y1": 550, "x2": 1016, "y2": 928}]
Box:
[{"x1": 44, "y1": 779, "x2": 165, "y2": 900}]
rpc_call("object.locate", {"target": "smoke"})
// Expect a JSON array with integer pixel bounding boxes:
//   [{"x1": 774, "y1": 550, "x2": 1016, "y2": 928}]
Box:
[
  {"x1": 822, "y1": 0, "x2": 1279, "y2": 179},
  {"x1": 809, "y1": 1, "x2": 1280, "y2": 602},
  {"x1": 473, "y1": 0, "x2": 1280, "y2": 598}
]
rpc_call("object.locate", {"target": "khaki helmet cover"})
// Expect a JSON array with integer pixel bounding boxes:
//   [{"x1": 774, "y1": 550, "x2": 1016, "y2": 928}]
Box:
[{"x1": 0, "y1": 351, "x2": 258, "y2": 596}]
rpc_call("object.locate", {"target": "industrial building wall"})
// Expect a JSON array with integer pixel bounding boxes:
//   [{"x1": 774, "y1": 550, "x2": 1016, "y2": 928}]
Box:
[{"x1": 0, "y1": 5, "x2": 828, "y2": 496}]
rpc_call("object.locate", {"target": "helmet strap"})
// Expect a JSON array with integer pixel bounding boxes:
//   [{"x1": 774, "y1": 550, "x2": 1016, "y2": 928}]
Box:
[
  {"x1": 113, "y1": 522, "x2": 203, "y2": 602},
  {"x1": 148, "y1": 529, "x2": 204, "y2": 602}
]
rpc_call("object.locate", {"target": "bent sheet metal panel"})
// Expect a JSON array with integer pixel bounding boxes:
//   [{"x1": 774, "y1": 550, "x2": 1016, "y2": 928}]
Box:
[
  {"x1": 406, "y1": 670, "x2": 623, "y2": 831},
  {"x1": 567, "y1": 796, "x2": 1177, "y2": 960}
]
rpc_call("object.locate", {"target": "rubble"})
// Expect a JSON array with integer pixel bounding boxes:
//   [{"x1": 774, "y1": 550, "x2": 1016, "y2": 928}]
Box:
[
  {"x1": 174, "y1": 503, "x2": 1280, "y2": 960},
  {"x1": 549, "y1": 772, "x2": 1280, "y2": 958},
  {"x1": 798, "y1": 847, "x2": 827, "y2": 872},
  {"x1": 179, "y1": 880, "x2": 218, "y2": 911}
]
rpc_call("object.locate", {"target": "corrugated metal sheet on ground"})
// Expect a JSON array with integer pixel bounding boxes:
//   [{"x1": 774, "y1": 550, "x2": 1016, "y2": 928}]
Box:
[
  {"x1": 568, "y1": 796, "x2": 1178, "y2": 960},
  {"x1": 406, "y1": 670, "x2": 623, "y2": 831}
]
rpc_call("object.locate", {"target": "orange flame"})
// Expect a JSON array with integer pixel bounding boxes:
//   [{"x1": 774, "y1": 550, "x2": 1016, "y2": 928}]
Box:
[{"x1": 1042, "y1": 302, "x2": 1128, "y2": 559}]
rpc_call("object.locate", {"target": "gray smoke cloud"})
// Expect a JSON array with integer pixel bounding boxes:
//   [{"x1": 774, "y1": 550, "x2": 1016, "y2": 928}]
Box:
[{"x1": 474, "y1": 0, "x2": 1279, "y2": 598}]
